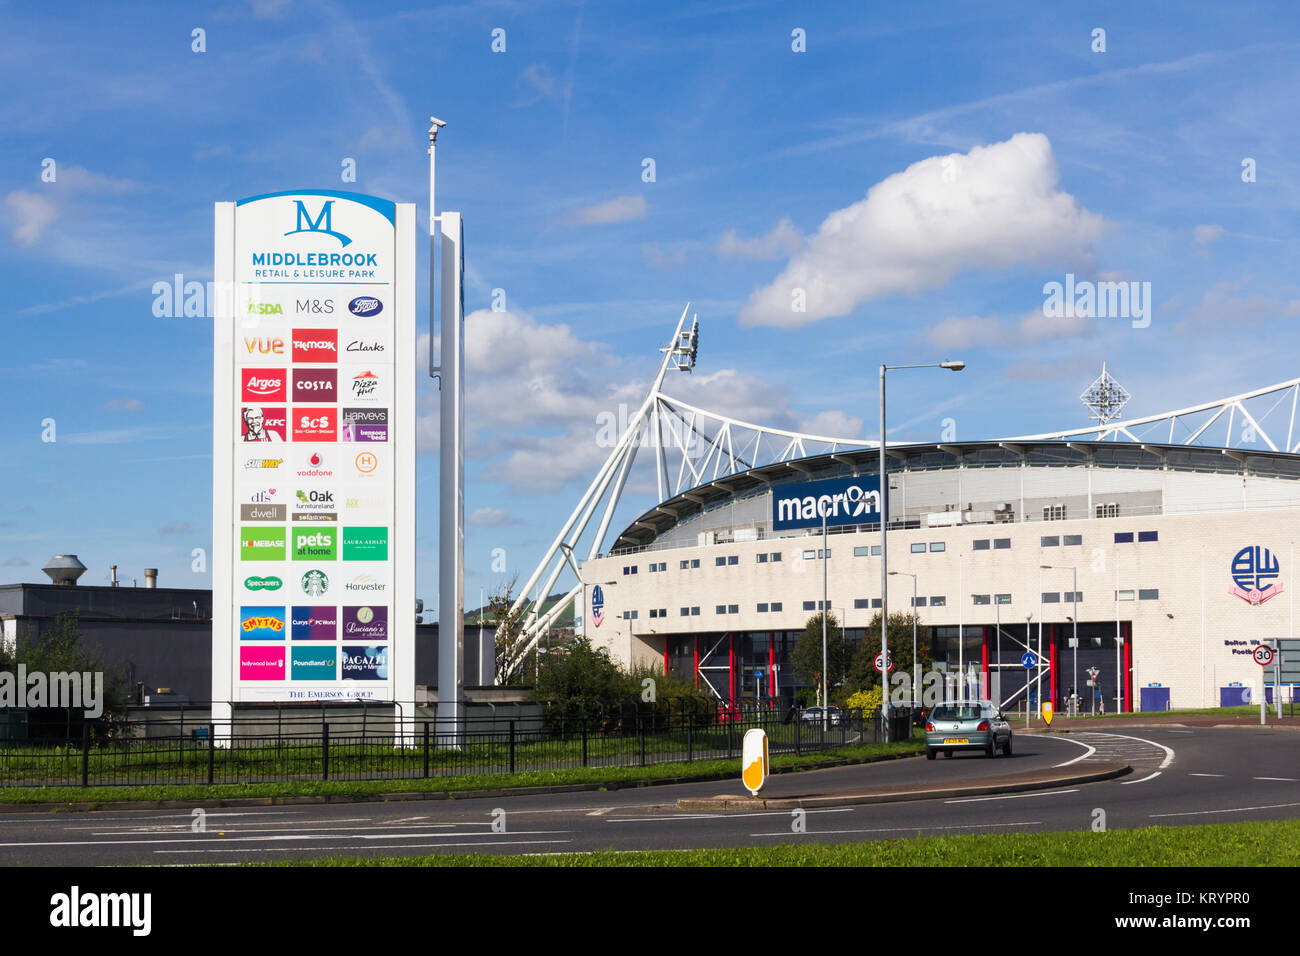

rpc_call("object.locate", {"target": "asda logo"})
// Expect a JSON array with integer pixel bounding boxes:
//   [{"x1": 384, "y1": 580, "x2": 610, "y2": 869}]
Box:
[
  {"x1": 241, "y1": 526, "x2": 286, "y2": 560},
  {"x1": 293, "y1": 527, "x2": 337, "y2": 561},
  {"x1": 244, "y1": 575, "x2": 283, "y2": 592}
]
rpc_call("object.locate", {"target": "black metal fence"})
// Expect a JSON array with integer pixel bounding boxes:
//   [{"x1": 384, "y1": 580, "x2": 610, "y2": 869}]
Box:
[{"x1": 0, "y1": 700, "x2": 917, "y2": 789}]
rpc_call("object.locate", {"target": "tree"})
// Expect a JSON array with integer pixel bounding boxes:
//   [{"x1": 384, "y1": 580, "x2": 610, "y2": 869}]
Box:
[
  {"x1": 487, "y1": 575, "x2": 536, "y2": 686},
  {"x1": 845, "y1": 610, "x2": 933, "y2": 698},
  {"x1": 791, "y1": 611, "x2": 849, "y2": 701},
  {"x1": 0, "y1": 611, "x2": 129, "y2": 730},
  {"x1": 532, "y1": 635, "x2": 629, "y2": 705}
]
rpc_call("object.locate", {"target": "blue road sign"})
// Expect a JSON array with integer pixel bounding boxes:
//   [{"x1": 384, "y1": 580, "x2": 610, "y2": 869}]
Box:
[{"x1": 1021, "y1": 652, "x2": 1038, "y2": 669}]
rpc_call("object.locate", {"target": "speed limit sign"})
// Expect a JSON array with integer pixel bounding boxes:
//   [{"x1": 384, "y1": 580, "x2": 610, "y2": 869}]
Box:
[
  {"x1": 1253, "y1": 644, "x2": 1275, "y2": 667},
  {"x1": 874, "y1": 651, "x2": 894, "y2": 673}
]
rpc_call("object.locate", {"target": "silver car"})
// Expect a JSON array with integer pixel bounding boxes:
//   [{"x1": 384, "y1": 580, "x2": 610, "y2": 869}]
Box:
[{"x1": 924, "y1": 700, "x2": 1012, "y2": 759}]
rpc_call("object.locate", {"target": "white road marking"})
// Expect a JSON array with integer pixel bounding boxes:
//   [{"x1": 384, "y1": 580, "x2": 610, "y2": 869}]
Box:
[
  {"x1": 1027, "y1": 733, "x2": 1096, "y2": 768},
  {"x1": 0, "y1": 828, "x2": 569, "y2": 849},
  {"x1": 1189, "y1": 773, "x2": 1223, "y2": 777},
  {"x1": 153, "y1": 839, "x2": 575, "y2": 854},
  {"x1": 1254, "y1": 777, "x2": 1297, "y2": 782},
  {"x1": 1121, "y1": 772, "x2": 1162, "y2": 785},
  {"x1": 1150, "y1": 801, "x2": 1300, "y2": 819},
  {"x1": 586, "y1": 808, "x2": 613, "y2": 816},
  {"x1": 606, "y1": 807, "x2": 855, "y2": 823},
  {"x1": 750, "y1": 821, "x2": 1042, "y2": 837},
  {"x1": 945, "y1": 789, "x2": 1079, "y2": 804}
]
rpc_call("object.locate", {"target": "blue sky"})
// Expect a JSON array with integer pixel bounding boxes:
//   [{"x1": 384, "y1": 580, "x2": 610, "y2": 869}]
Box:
[{"x1": 4, "y1": 0, "x2": 1300, "y2": 607}]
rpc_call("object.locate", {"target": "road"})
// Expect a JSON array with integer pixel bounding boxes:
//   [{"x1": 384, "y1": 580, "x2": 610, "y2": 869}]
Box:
[{"x1": 2, "y1": 727, "x2": 1298, "y2": 864}]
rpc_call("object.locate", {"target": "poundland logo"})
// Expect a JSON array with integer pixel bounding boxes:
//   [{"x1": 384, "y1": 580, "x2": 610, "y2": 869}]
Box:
[{"x1": 772, "y1": 475, "x2": 882, "y2": 531}]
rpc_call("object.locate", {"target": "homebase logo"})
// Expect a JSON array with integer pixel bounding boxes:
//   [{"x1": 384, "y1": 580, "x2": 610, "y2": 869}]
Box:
[
  {"x1": 0, "y1": 666, "x2": 104, "y2": 718},
  {"x1": 50, "y1": 886, "x2": 150, "y2": 936},
  {"x1": 1042, "y1": 273, "x2": 1151, "y2": 329}
]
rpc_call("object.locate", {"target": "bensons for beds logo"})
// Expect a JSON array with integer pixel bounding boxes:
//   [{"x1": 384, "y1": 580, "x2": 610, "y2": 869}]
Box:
[{"x1": 771, "y1": 475, "x2": 882, "y2": 531}]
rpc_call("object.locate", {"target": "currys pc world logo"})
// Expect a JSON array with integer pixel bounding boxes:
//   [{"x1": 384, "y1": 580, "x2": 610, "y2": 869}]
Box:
[
  {"x1": 292, "y1": 329, "x2": 338, "y2": 363},
  {"x1": 348, "y1": 296, "x2": 383, "y2": 317}
]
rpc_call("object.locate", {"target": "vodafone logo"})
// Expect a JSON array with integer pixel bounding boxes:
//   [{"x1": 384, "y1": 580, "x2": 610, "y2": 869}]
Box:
[
  {"x1": 291, "y1": 328, "x2": 338, "y2": 363},
  {"x1": 241, "y1": 368, "x2": 287, "y2": 402},
  {"x1": 293, "y1": 408, "x2": 336, "y2": 442}
]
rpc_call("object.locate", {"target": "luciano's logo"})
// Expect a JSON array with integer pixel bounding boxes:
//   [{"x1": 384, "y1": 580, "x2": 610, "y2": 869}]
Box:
[
  {"x1": 1230, "y1": 545, "x2": 1283, "y2": 605},
  {"x1": 285, "y1": 200, "x2": 352, "y2": 247}
]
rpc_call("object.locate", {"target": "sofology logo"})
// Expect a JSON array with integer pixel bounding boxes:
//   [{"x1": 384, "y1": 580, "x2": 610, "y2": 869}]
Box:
[
  {"x1": 772, "y1": 475, "x2": 882, "y2": 531},
  {"x1": 285, "y1": 199, "x2": 352, "y2": 247},
  {"x1": 1230, "y1": 545, "x2": 1283, "y2": 605}
]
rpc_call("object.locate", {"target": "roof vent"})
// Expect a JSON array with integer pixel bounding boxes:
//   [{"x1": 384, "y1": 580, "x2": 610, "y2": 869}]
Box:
[{"x1": 42, "y1": 554, "x2": 87, "y2": 586}]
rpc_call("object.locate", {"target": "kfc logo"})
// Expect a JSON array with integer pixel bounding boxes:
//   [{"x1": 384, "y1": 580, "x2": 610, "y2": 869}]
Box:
[{"x1": 242, "y1": 406, "x2": 287, "y2": 442}]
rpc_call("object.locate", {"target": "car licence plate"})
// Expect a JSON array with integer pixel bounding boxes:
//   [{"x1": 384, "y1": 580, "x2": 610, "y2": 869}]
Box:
[{"x1": 942, "y1": 737, "x2": 968, "y2": 744}]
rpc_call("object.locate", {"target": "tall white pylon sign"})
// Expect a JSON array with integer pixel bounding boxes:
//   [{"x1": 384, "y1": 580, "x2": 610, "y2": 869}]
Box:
[{"x1": 429, "y1": 117, "x2": 467, "y2": 745}]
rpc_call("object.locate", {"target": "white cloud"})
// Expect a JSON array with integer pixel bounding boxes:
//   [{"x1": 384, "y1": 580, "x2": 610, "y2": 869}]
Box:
[
  {"x1": 469, "y1": 506, "x2": 520, "y2": 527},
  {"x1": 5, "y1": 192, "x2": 56, "y2": 246},
  {"x1": 105, "y1": 397, "x2": 144, "y2": 412},
  {"x1": 3, "y1": 558, "x2": 29, "y2": 567},
  {"x1": 738, "y1": 133, "x2": 1104, "y2": 327},
  {"x1": 925, "y1": 309, "x2": 1094, "y2": 350},
  {"x1": 1194, "y1": 224, "x2": 1224, "y2": 244},
  {"x1": 717, "y1": 218, "x2": 803, "y2": 260},
  {"x1": 515, "y1": 63, "x2": 556, "y2": 107},
  {"x1": 159, "y1": 521, "x2": 192, "y2": 535},
  {"x1": 571, "y1": 194, "x2": 647, "y2": 225},
  {"x1": 1177, "y1": 280, "x2": 1300, "y2": 331},
  {"x1": 642, "y1": 243, "x2": 687, "y2": 268},
  {"x1": 925, "y1": 315, "x2": 1009, "y2": 350}
]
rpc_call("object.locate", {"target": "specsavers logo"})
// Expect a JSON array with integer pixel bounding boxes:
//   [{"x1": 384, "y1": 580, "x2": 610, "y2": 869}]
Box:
[{"x1": 244, "y1": 575, "x2": 283, "y2": 592}]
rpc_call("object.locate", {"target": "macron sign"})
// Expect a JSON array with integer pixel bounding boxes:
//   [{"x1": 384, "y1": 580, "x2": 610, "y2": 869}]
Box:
[{"x1": 771, "y1": 475, "x2": 882, "y2": 531}]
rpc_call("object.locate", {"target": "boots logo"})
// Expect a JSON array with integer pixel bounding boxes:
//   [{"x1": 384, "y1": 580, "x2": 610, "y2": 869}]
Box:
[
  {"x1": 285, "y1": 199, "x2": 352, "y2": 247},
  {"x1": 348, "y1": 296, "x2": 383, "y2": 317}
]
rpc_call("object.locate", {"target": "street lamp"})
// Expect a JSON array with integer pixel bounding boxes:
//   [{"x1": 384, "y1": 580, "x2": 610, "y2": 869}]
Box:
[
  {"x1": 889, "y1": 571, "x2": 918, "y2": 707},
  {"x1": 1023, "y1": 609, "x2": 1033, "y2": 727},
  {"x1": 1042, "y1": 564, "x2": 1078, "y2": 717},
  {"x1": 821, "y1": 510, "x2": 830, "y2": 729},
  {"x1": 879, "y1": 359, "x2": 964, "y2": 736}
]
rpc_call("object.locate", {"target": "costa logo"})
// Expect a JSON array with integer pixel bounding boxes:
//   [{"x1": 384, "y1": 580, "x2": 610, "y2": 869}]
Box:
[
  {"x1": 243, "y1": 336, "x2": 285, "y2": 356},
  {"x1": 348, "y1": 296, "x2": 383, "y2": 317},
  {"x1": 292, "y1": 368, "x2": 337, "y2": 403},
  {"x1": 241, "y1": 368, "x2": 287, "y2": 402},
  {"x1": 293, "y1": 408, "x2": 336, "y2": 442},
  {"x1": 291, "y1": 328, "x2": 338, "y2": 363}
]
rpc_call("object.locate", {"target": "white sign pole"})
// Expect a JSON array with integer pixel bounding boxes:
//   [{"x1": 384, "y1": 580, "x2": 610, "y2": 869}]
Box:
[
  {"x1": 437, "y1": 210, "x2": 465, "y2": 747},
  {"x1": 212, "y1": 202, "x2": 236, "y2": 744}
]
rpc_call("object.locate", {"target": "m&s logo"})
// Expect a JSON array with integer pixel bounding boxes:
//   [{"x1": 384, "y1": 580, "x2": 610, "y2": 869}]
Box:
[{"x1": 285, "y1": 200, "x2": 352, "y2": 247}]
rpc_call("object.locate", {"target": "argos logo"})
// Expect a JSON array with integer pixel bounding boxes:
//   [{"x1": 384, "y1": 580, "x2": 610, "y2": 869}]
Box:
[
  {"x1": 292, "y1": 328, "x2": 338, "y2": 363},
  {"x1": 292, "y1": 368, "x2": 337, "y2": 402},
  {"x1": 241, "y1": 368, "x2": 287, "y2": 402},
  {"x1": 293, "y1": 408, "x2": 336, "y2": 442}
]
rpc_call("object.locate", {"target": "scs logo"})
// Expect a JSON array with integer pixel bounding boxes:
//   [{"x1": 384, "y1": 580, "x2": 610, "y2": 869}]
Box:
[
  {"x1": 241, "y1": 368, "x2": 287, "y2": 402},
  {"x1": 294, "y1": 409, "x2": 337, "y2": 442},
  {"x1": 292, "y1": 368, "x2": 337, "y2": 402},
  {"x1": 243, "y1": 336, "x2": 285, "y2": 356},
  {"x1": 348, "y1": 297, "x2": 383, "y2": 317},
  {"x1": 291, "y1": 329, "x2": 338, "y2": 363},
  {"x1": 246, "y1": 302, "x2": 284, "y2": 315}
]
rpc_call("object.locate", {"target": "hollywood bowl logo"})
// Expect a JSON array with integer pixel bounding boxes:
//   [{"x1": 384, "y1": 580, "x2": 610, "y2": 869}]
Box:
[{"x1": 1230, "y1": 545, "x2": 1284, "y2": 605}]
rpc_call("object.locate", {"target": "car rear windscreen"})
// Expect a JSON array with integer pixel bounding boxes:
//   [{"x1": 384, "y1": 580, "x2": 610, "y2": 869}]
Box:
[{"x1": 930, "y1": 705, "x2": 984, "y2": 720}]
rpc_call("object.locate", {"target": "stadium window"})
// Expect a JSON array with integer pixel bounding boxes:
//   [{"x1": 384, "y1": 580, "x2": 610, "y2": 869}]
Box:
[
  {"x1": 854, "y1": 546, "x2": 872, "y2": 557},
  {"x1": 973, "y1": 539, "x2": 991, "y2": 551},
  {"x1": 1042, "y1": 592, "x2": 1060, "y2": 604},
  {"x1": 854, "y1": 598, "x2": 868, "y2": 609},
  {"x1": 1096, "y1": 502, "x2": 1120, "y2": 519},
  {"x1": 912, "y1": 596, "x2": 926, "y2": 607},
  {"x1": 659, "y1": 608, "x2": 666, "y2": 617},
  {"x1": 771, "y1": 602, "x2": 783, "y2": 612},
  {"x1": 757, "y1": 553, "x2": 768, "y2": 564},
  {"x1": 973, "y1": 594, "x2": 991, "y2": 606},
  {"x1": 995, "y1": 593, "x2": 1011, "y2": 605},
  {"x1": 1114, "y1": 532, "x2": 1134, "y2": 544},
  {"x1": 770, "y1": 552, "x2": 782, "y2": 562},
  {"x1": 803, "y1": 601, "x2": 815, "y2": 611},
  {"x1": 1116, "y1": 590, "x2": 1135, "y2": 601},
  {"x1": 871, "y1": 545, "x2": 881, "y2": 556},
  {"x1": 930, "y1": 596, "x2": 946, "y2": 607},
  {"x1": 1041, "y1": 536, "x2": 1060, "y2": 548},
  {"x1": 649, "y1": 564, "x2": 658, "y2": 573},
  {"x1": 728, "y1": 604, "x2": 738, "y2": 614},
  {"x1": 691, "y1": 559, "x2": 700, "y2": 568},
  {"x1": 1043, "y1": 504, "x2": 1066, "y2": 521},
  {"x1": 994, "y1": 538, "x2": 1011, "y2": 550},
  {"x1": 1139, "y1": 588, "x2": 1159, "y2": 601},
  {"x1": 1064, "y1": 591, "x2": 1083, "y2": 603},
  {"x1": 728, "y1": 555, "x2": 739, "y2": 565},
  {"x1": 757, "y1": 603, "x2": 769, "y2": 613},
  {"x1": 691, "y1": 607, "x2": 700, "y2": 616},
  {"x1": 871, "y1": 599, "x2": 882, "y2": 609},
  {"x1": 716, "y1": 605, "x2": 727, "y2": 615},
  {"x1": 910, "y1": 542, "x2": 926, "y2": 554},
  {"x1": 631, "y1": 566, "x2": 637, "y2": 574},
  {"x1": 659, "y1": 562, "x2": 667, "y2": 571},
  {"x1": 680, "y1": 560, "x2": 689, "y2": 570},
  {"x1": 818, "y1": 549, "x2": 831, "y2": 559},
  {"x1": 716, "y1": 556, "x2": 726, "y2": 567},
  {"x1": 1138, "y1": 531, "x2": 1158, "y2": 542},
  {"x1": 930, "y1": 542, "x2": 945, "y2": 552},
  {"x1": 680, "y1": 607, "x2": 690, "y2": 616},
  {"x1": 1064, "y1": 535, "x2": 1082, "y2": 546},
  {"x1": 802, "y1": 550, "x2": 816, "y2": 560},
  {"x1": 649, "y1": 608, "x2": 657, "y2": 618}
]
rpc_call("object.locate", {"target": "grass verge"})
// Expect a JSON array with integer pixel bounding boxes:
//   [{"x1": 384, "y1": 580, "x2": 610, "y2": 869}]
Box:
[
  {"x1": 0, "y1": 740, "x2": 922, "y2": 807},
  {"x1": 276, "y1": 819, "x2": 1300, "y2": 867}
]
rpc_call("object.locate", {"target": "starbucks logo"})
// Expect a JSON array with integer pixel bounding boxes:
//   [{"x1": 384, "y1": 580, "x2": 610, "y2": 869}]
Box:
[{"x1": 301, "y1": 569, "x2": 329, "y2": 597}]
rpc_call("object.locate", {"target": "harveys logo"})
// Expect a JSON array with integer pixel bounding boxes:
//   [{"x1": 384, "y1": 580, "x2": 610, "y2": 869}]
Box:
[{"x1": 348, "y1": 296, "x2": 383, "y2": 317}]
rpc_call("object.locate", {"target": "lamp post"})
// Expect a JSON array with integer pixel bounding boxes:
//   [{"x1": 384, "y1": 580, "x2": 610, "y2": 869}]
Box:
[
  {"x1": 1023, "y1": 609, "x2": 1033, "y2": 727},
  {"x1": 879, "y1": 359, "x2": 964, "y2": 737},
  {"x1": 1041, "y1": 564, "x2": 1078, "y2": 716},
  {"x1": 821, "y1": 510, "x2": 829, "y2": 730},
  {"x1": 889, "y1": 571, "x2": 918, "y2": 708}
]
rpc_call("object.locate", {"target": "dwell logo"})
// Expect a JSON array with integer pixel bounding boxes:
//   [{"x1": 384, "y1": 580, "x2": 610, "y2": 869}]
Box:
[
  {"x1": 771, "y1": 475, "x2": 882, "y2": 531},
  {"x1": 50, "y1": 886, "x2": 150, "y2": 936}
]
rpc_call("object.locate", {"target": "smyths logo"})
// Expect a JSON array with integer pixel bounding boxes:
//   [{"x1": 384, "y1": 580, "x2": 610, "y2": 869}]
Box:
[
  {"x1": 292, "y1": 329, "x2": 337, "y2": 363},
  {"x1": 292, "y1": 368, "x2": 337, "y2": 402},
  {"x1": 293, "y1": 409, "x2": 336, "y2": 442},
  {"x1": 241, "y1": 368, "x2": 287, "y2": 402}
]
